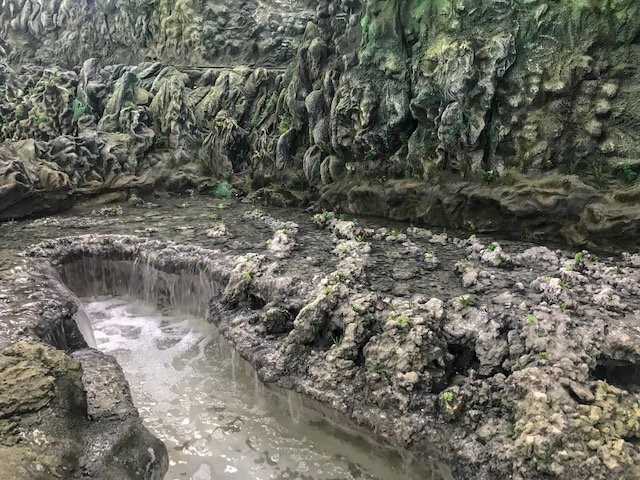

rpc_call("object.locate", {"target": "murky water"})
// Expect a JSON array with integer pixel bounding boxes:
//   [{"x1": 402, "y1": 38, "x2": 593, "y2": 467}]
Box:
[{"x1": 84, "y1": 296, "x2": 449, "y2": 480}]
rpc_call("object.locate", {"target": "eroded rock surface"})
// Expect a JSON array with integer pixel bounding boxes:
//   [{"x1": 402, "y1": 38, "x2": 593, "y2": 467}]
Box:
[
  {"x1": 0, "y1": 198, "x2": 637, "y2": 480},
  {"x1": 1, "y1": 1, "x2": 640, "y2": 479},
  {"x1": 0, "y1": 1, "x2": 639, "y2": 246},
  {"x1": 0, "y1": 340, "x2": 167, "y2": 480}
]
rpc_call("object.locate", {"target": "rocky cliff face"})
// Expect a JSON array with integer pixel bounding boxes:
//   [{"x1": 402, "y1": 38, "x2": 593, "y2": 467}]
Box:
[
  {"x1": 0, "y1": 0, "x2": 315, "y2": 67},
  {"x1": 1, "y1": 1, "x2": 639, "y2": 244}
]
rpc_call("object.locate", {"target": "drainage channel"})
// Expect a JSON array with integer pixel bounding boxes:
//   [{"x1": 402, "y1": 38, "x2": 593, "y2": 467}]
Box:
[{"x1": 82, "y1": 295, "x2": 449, "y2": 480}]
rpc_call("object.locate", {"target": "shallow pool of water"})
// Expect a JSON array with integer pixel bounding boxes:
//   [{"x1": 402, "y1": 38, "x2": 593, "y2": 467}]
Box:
[{"x1": 84, "y1": 296, "x2": 448, "y2": 480}]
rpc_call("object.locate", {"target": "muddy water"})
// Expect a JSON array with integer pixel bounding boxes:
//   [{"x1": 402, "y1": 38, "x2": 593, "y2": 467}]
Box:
[{"x1": 84, "y1": 296, "x2": 449, "y2": 480}]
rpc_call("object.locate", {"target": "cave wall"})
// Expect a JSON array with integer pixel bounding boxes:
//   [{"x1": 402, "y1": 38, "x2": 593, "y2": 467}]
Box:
[{"x1": 1, "y1": 0, "x2": 640, "y2": 246}]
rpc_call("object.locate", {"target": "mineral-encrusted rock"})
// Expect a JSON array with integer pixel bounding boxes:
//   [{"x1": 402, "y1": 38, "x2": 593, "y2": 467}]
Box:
[
  {"x1": 0, "y1": 0, "x2": 315, "y2": 67},
  {"x1": 0, "y1": 210, "x2": 638, "y2": 480},
  {"x1": 0, "y1": 341, "x2": 167, "y2": 480}
]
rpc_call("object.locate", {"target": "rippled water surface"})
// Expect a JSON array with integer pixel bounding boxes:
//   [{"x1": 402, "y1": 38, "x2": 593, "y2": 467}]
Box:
[{"x1": 84, "y1": 296, "x2": 448, "y2": 480}]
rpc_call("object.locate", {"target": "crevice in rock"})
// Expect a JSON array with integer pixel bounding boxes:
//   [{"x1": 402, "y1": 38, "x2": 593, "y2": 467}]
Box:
[
  {"x1": 249, "y1": 293, "x2": 267, "y2": 310},
  {"x1": 434, "y1": 342, "x2": 480, "y2": 393},
  {"x1": 593, "y1": 357, "x2": 640, "y2": 392}
]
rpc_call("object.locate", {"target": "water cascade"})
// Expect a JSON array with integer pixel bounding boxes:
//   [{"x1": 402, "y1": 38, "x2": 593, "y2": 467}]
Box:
[{"x1": 56, "y1": 255, "x2": 449, "y2": 480}]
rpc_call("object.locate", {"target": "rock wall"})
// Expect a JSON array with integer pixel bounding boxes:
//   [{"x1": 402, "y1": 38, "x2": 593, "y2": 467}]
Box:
[
  {"x1": 0, "y1": 0, "x2": 315, "y2": 67},
  {"x1": 279, "y1": 0, "x2": 640, "y2": 247},
  {"x1": 1, "y1": 0, "x2": 640, "y2": 246}
]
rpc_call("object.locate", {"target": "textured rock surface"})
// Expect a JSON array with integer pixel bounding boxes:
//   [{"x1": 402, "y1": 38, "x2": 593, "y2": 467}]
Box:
[
  {"x1": 1, "y1": 198, "x2": 637, "y2": 480},
  {"x1": 0, "y1": 0, "x2": 315, "y2": 67},
  {"x1": 1, "y1": 1, "x2": 640, "y2": 479},
  {"x1": 0, "y1": 340, "x2": 167, "y2": 480},
  {"x1": 1, "y1": 1, "x2": 639, "y2": 245}
]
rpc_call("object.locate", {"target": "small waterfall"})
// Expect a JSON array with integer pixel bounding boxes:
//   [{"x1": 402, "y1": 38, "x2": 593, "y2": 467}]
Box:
[
  {"x1": 74, "y1": 304, "x2": 97, "y2": 348},
  {"x1": 51, "y1": 271, "x2": 98, "y2": 348},
  {"x1": 59, "y1": 256, "x2": 221, "y2": 321},
  {"x1": 287, "y1": 390, "x2": 302, "y2": 424},
  {"x1": 47, "y1": 247, "x2": 452, "y2": 480}
]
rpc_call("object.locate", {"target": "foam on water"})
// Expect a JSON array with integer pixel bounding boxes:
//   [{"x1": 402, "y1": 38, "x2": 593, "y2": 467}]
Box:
[{"x1": 84, "y1": 296, "x2": 447, "y2": 480}]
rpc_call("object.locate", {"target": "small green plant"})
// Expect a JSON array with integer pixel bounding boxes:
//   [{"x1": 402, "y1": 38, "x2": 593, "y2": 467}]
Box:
[
  {"x1": 372, "y1": 362, "x2": 387, "y2": 374},
  {"x1": 318, "y1": 211, "x2": 333, "y2": 222},
  {"x1": 460, "y1": 295, "x2": 475, "y2": 307},
  {"x1": 265, "y1": 96, "x2": 277, "y2": 113},
  {"x1": 526, "y1": 314, "x2": 537, "y2": 325},
  {"x1": 291, "y1": 170, "x2": 306, "y2": 189},
  {"x1": 241, "y1": 271, "x2": 251, "y2": 280},
  {"x1": 332, "y1": 335, "x2": 343, "y2": 347},
  {"x1": 440, "y1": 391, "x2": 454, "y2": 404},
  {"x1": 558, "y1": 279, "x2": 568, "y2": 290},
  {"x1": 424, "y1": 251, "x2": 435, "y2": 259},
  {"x1": 211, "y1": 180, "x2": 232, "y2": 199},
  {"x1": 354, "y1": 234, "x2": 364, "y2": 243},
  {"x1": 396, "y1": 315, "x2": 410, "y2": 327},
  {"x1": 35, "y1": 114, "x2": 51, "y2": 123},
  {"x1": 71, "y1": 98, "x2": 87, "y2": 120},
  {"x1": 223, "y1": 170, "x2": 233, "y2": 182},
  {"x1": 364, "y1": 149, "x2": 378, "y2": 162},
  {"x1": 323, "y1": 285, "x2": 335, "y2": 295},
  {"x1": 345, "y1": 163, "x2": 356, "y2": 175},
  {"x1": 389, "y1": 227, "x2": 401, "y2": 237},
  {"x1": 558, "y1": 300, "x2": 566, "y2": 311},
  {"x1": 590, "y1": 163, "x2": 606, "y2": 185},
  {"x1": 536, "y1": 447, "x2": 555, "y2": 468},
  {"x1": 350, "y1": 303, "x2": 363, "y2": 313},
  {"x1": 331, "y1": 272, "x2": 352, "y2": 282},
  {"x1": 14, "y1": 104, "x2": 25, "y2": 117},
  {"x1": 619, "y1": 163, "x2": 638, "y2": 183},
  {"x1": 486, "y1": 242, "x2": 497, "y2": 252},
  {"x1": 153, "y1": 134, "x2": 168, "y2": 149},
  {"x1": 336, "y1": 243, "x2": 350, "y2": 253},
  {"x1": 537, "y1": 351, "x2": 550, "y2": 362},
  {"x1": 482, "y1": 170, "x2": 496, "y2": 184},
  {"x1": 278, "y1": 114, "x2": 292, "y2": 135},
  {"x1": 574, "y1": 252, "x2": 584, "y2": 262}
]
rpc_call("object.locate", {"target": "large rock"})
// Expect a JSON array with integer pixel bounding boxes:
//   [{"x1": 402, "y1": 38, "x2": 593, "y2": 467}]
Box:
[{"x1": 0, "y1": 341, "x2": 167, "y2": 480}]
